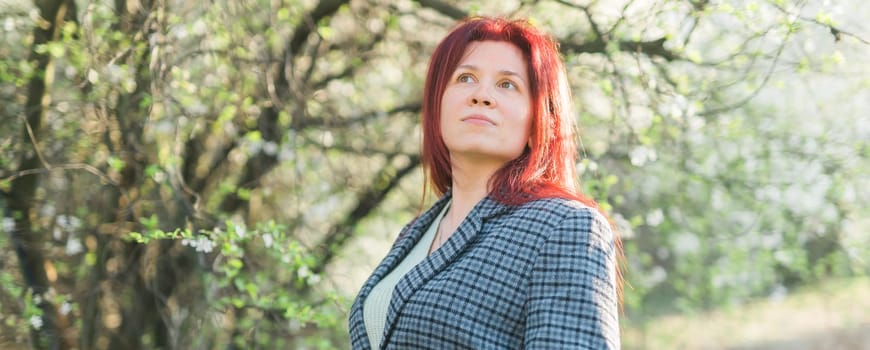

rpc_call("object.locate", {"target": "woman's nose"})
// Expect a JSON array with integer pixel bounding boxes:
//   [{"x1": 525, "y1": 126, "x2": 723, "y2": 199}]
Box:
[
  {"x1": 469, "y1": 89, "x2": 496, "y2": 107},
  {"x1": 470, "y1": 97, "x2": 493, "y2": 106}
]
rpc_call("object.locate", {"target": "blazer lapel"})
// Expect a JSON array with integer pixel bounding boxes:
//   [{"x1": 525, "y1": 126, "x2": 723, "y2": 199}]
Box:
[
  {"x1": 350, "y1": 194, "x2": 452, "y2": 348},
  {"x1": 380, "y1": 195, "x2": 510, "y2": 347}
]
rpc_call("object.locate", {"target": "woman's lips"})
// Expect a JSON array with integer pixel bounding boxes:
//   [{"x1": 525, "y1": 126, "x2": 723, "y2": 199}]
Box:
[{"x1": 461, "y1": 114, "x2": 495, "y2": 126}]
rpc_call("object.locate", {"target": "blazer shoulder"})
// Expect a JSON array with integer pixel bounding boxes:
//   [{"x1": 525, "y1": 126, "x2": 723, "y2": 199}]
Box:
[
  {"x1": 515, "y1": 197, "x2": 603, "y2": 220},
  {"x1": 513, "y1": 197, "x2": 614, "y2": 243}
]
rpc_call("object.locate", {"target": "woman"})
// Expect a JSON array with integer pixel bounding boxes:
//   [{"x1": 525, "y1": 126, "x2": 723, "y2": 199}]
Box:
[{"x1": 349, "y1": 16, "x2": 622, "y2": 349}]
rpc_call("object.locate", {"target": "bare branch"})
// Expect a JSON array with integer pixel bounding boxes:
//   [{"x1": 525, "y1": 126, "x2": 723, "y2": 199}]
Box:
[
  {"x1": 414, "y1": 0, "x2": 681, "y2": 61},
  {"x1": 562, "y1": 36, "x2": 680, "y2": 61},
  {"x1": 309, "y1": 153, "x2": 422, "y2": 275},
  {"x1": 217, "y1": 0, "x2": 350, "y2": 215},
  {"x1": 1, "y1": 163, "x2": 119, "y2": 187},
  {"x1": 551, "y1": 0, "x2": 682, "y2": 61},
  {"x1": 20, "y1": 115, "x2": 51, "y2": 170},
  {"x1": 766, "y1": 0, "x2": 870, "y2": 45},
  {"x1": 287, "y1": 0, "x2": 350, "y2": 58},
  {"x1": 413, "y1": 0, "x2": 467, "y2": 20},
  {"x1": 698, "y1": 8, "x2": 798, "y2": 116},
  {"x1": 293, "y1": 103, "x2": 421, "y2": 130}
]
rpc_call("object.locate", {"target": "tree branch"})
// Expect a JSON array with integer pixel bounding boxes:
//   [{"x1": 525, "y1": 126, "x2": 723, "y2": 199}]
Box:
[
  {"x1": 287, "y1": 0, "x2": 350, "y2": 59},
  {"x1": 293, "y1": 103, "x2": 421, "y2": 130},
  {"x1": 415, "y1": 0, "x2": 681, "y2": 61},
  {"x1": 766, "y1": 0, "x2": 869, "y2": 45},
  {"x1": 698, "y1": 6, "x2": 797, "y2": 116},
  {"x1": 309, "y1": 154, "x2": 421, "y2": 275},
  {"x1": 413, "y1": 0, "x2": 467, "y2": 20},
  {"x1": 561, "y1": 36, "x2": 679, "y2": 61},
  {"x1": 218, "y1": 0, "x2": 350, "y2": 215}
]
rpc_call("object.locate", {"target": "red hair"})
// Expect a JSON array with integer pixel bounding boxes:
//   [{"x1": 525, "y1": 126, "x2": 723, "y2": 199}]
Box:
[
  {"x1": 422, "y1": 17, "x2": 587, "y2": 207},
  {"x1": 420, "y1": 16, "x2": 625, "y2": 301}
]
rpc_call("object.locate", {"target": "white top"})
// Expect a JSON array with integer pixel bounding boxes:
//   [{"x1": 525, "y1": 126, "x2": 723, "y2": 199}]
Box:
[{"x1": 363, "y1": 202, "x2": 450, "y2": 349}]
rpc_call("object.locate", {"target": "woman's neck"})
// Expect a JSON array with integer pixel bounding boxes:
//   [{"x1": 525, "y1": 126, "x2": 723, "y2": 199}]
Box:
[
  {"x1": 428, "y1": 158, "x2": 501, "y2": 255},
  {"x1": 447, "y1": 158, "x2": 501, "y2": 222}
]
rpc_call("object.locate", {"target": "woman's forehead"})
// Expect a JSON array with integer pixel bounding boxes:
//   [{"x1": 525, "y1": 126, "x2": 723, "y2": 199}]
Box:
[{"x1": 457, "y1": 41, "x2": 529, "y2": 74}]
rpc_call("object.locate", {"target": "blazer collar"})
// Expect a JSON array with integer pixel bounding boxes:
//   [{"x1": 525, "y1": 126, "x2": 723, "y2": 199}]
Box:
[
  {"x1": 351, "y1": 192, "x2": 511, "y2": 349},
  {"x1": 372, "y1": 192, "x2": 510, "y2": 347}
]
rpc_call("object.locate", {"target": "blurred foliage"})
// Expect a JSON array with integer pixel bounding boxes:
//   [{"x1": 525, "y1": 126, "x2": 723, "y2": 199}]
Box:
[{"x1": 0, "y1": 0, "x2": 868, "y2": 349}]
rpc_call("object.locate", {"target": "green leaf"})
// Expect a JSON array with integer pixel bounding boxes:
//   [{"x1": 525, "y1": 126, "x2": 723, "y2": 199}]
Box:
[
  {"x1": 85, "y1": 252, "x2": 96, "y2": 266},
  {"x1": 231, "y1": 297, "x2": 245, "y2": 308},
  {"x1": 245, "y1": 282, "x2": 258, "y2": 299},
  {"x1": 228, "y1": 258, "x2": 244, "y2": 270},
  {"x1": 139, "y1": 214, "x2": 159, "y2": 230},
  {"x1": 599, "y1": 79, "x2": 613, "y2": 95},
  {"x1": 48, "y1": 43, "x2": 65, "y2": 58},
  {"x1": 145, "y1": 164, "x2": 160, "y2": 178},
  {"x1": 139, "y1": 93, "x2": 152, "y2": 109},
  {"x1": 108, "y1": 156, "x2": 125, "y2": 172},
  {"x1": 815, "y1": 12, "x2": 836, "y2": 26},
  {"x1": 237, "y1": 188, "x2": 251, "y2": 200},
  {"x1": 318, "y1": 25, "x2": 334, "y2": 40},
  {"x1": 245, "y1": 131, "x2": 262, "y2": 142},
  {"x1": 277, "y1": 8, "x2": 290, "y2": 21},
  {"x1": 126, "y1": 232, "x2": 146, "y2": 243}
]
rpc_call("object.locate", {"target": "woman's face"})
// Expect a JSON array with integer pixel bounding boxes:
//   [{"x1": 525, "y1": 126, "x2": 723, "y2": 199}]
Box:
[{"x1": 439, "y1": 41, "x2": 533, "y2": 168}]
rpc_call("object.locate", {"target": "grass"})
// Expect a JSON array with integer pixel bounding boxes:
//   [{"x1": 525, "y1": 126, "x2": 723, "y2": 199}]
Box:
[{"x1": 622, "y1": 277, "x2": 870, "y2": 349}]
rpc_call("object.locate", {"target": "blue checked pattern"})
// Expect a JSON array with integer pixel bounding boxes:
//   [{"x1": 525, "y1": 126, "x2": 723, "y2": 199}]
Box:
[{"x1": 349, "y1": 193, "x2": 620, "y2": 349}]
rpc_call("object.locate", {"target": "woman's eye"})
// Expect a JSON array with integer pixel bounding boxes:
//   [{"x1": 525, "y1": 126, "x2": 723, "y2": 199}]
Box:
[
  {"x1": 499, "y1": 80, "x2": 516, "y2": 90},
  {"x1": 457, "y1": 74, "x2": 475, "y2": 83}
]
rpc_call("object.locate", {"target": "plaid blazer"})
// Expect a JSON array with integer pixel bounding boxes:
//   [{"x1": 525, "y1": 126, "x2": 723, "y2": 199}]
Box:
[{"x1": 349, "y1": 193, "x2": 620, "y2": 349}]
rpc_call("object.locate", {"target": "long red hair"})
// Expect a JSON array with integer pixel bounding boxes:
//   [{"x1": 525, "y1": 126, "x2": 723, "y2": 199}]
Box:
[
  {"x1": 420, "y1": 16, "x2": 625, "y2": 300},
  {"x1": 423, "y1": 17, "x2": 587, "y2": 207}
]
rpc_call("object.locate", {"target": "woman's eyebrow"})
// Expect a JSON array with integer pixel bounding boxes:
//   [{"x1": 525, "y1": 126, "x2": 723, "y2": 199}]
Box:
[
  {"x1": 456, "y1": 64, "x2": 479, "y2": 71},
  {"x1": 499, "y1": 70, "x2": 526, "y2": 84}
]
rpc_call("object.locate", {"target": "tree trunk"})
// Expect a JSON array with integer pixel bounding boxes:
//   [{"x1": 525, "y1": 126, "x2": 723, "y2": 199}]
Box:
[{"x1": 5, "y1": 0, "x2": 78, "y2": 349}]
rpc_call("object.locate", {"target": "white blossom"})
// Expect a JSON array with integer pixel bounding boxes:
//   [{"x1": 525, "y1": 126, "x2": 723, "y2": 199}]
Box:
[
  {"x1": 672, "y1": 232, "x2": 700, "y2": 256},
  {"x1": 643, "y1": 266, "x2": 667, "y2": 288},
  {"x1": 627, "y1": 105, "x2": 653, "y2": 131},
  {"x1": 196, "y1": 236, "x2": 215, "y2": 253},
  {"x1": 56, "y1": 215, "x2": 82, "y2": 232},
  {"x1": 106, "y1": 63, "x2": 123, "y2": 84},
  {"x1": 629, "y1": 146, "x2": 657, "y2": 167},
  {"x1": 30, "y1": 315, "x2": 43, "y2": 330},
  {"x1": 297, "y1": 265, "x2": 311, "y2": 279},
  {"x1": 66, "y1": 238, "x2": 84, "y2": 255},
  {"x1": 171, "y1": 25, "x2": 188, "y2": 40},
  {"x1": 307, "y1": 274, "x2": 322, "y2": 285},
  {"x1": 262, "y1": 141, "x2": 278, "y2": 156},
  {"x1": 60, "y1": 302, "x2": 72, "y2": 316},
  {"x1": 646, "y1": 209, "x2": 664, "y2": 227},
  {"x1": 613, "y1": 213, "x2": 634, "y2": 239},
  {"x1": 87, "y1": 69, "x2": 99, "y2": 84},
  {"x1": 656, "y1": 247, "x2": 670, "y2": 260},
  {"x1": 1, "y1": 217, "x2": 14, "y2": 233},
  {"x1": 192, "y1": 19, "x2": 208, "y2": 36},
  {"x1": 182, "y1": 236, "x2": 215, "y2": 253},
  {"x1": 262, "y1": 233, "x2": 273, "y2": 248}
]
